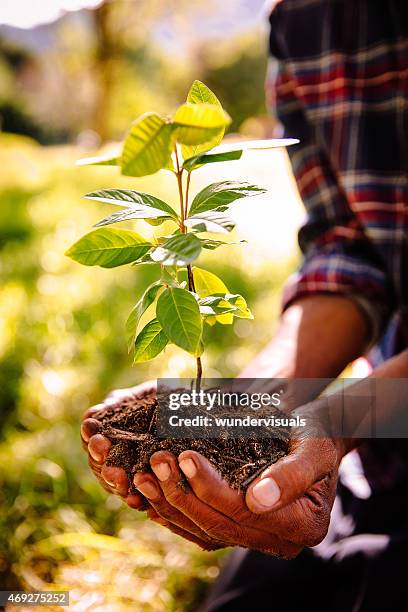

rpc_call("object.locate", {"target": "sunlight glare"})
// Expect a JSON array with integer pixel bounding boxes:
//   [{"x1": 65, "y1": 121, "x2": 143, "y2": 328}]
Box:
[{"x1": 0, "y1": 0, "x2": 104, "y2": 29}]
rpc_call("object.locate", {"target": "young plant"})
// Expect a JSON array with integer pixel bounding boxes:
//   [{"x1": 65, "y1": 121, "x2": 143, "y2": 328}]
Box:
[{"x1": 66, "y1": 81, "x2": 297, "y2": 386}]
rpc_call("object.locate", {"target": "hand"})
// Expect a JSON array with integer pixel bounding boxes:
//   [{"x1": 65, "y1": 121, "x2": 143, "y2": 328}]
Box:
[
  {"x1": 132, "y1": 428, "x2": 343, "y2": 558},
  {"x1": 81, "y1": 385, "x2": 343, "y2": 556},
  {"x1": 80, "y1": 381, "x2": 157, "y2": 508},
  {"x1": 81, "y1": 381, "x2": 226, "y2": 550}
]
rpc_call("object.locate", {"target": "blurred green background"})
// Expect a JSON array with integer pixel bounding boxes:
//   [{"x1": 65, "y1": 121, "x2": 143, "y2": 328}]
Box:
[{"x1": 0, "y1": 1, "x2": 303, "y2": 609}]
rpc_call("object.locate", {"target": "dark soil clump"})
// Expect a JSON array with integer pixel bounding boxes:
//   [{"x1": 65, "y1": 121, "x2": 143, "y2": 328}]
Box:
[{"x1": 94, "y1": 390, "x2": 289, "y2": 494}]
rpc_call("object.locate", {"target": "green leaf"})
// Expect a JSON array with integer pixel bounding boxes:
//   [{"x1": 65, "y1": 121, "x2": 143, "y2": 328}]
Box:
[
  {"x1": 213, "y1": 313, "x2": 234, "y2": 325},
  {"x1": 76, "y1": 154, "x2": 119, "y2": 166},
  {"x1": 187, "y1": 80, "x2": 221, "y2": 106},
  {"x1": 131, "y1": 252, "x2": 157, "y2": 266},
  {"x1": 121, "y1": 112, "x2": 175, "y2": 177},
  {"x1": 230, "y1": 297, "x2": 253, "y2": 319},
  {"x1": 156, "y1": 288, "x2": 202, "y2": 356},
  {"x1": 210, "y1": 138, "x2": 300, "y2": 153},
  {"x1": 192, "y1": 267, "x2": 228, "y2": 297},
  {"x1": 200, "y1": 239, "x2": 246, "y2": 250},
  {"x1": 189, "y1": 181, "x2": 266, "y2": 216},
  {"x1": 164, "y1": 153, "x2": 176, "y2": 172},
  {"x1": 198, "y1": 296, "x2": 237, "y2": 316},
  {"x1": 65, "y1": 228, "x2": 152, "y2": 268},
  {"x1": 206, "y1": 293, "x2": 253, "y2": 319},
  {"x1": 199, "y1": 293, "x2": 254, "y2": 320},
  {"x1": 133, "y1": 319, "x2": 169, "y2": 363},
  {"x1": 94, "y1": 209, "x2": 173, "y2": 228},
  {"x1": 205, "y1": 315, "x2": 217, "y2": 326},
  {"x1": 183, "y1": 149, "x2": 242, "y2": 172},
  {"x1": 85, "y1": 188, "x2": 178, "y2": 228},
  {"x1": 160, "y1": 266, "x2": 180, "y2": 287},
  {"x1": 155, "y1": 229, "x2": 182, "y2": 243},
  {"x1": 173, "y1": 103, "x2": 231, "y2": 146},
  {"x1": 181, "y1": 80, "x2": 225, "y2": 159},
  {"x1": 151, "y1": 233, "x2": 202, "y2": 266},
  {"x1": 145, "y1": 217, "x2": 168, "y2": 226},
  {"x1": 221, "y1": 293, "x2": 254, "y2": 319},
  {"x1": 84, "y1": 189, "x2": 178, "y2": 226},
  {"x1": 185, "y1": 211, "x2": 235, "y2": 234},
  {"x1": 191, "y1": 268, "x2": 235, "y2": 325},
  {"x1": 84, "y1": 189, "x2": 178, "y2": 220},
  {"x1": 126, "y1": 281, "x2": 162, "y2": 352}
]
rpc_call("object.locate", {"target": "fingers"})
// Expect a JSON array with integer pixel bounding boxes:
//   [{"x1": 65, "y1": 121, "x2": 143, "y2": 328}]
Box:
[
  {"x1": 246, "y1": 437, "x2": 337, "y2": 514},
  {"x1": 93, "y1": 469, "x2": 116, "y2": 494},
  {"x1": 81, "y1": 416, "x2": 121, "y2": 496},
  {"x1": 86, "y1": 433, "x2": 129, "y2": 497},
  {"x1": 101, "y1": 465, "x2": 129, "y2": 497},
  {"x1": 149, "y1": 450, "x2": 244, "y2": 546},
  {"x1": 176, "y1": 451, "x2": 315, "y2": 544},
  {"x1": 177, "y1": 451, "x2": 252, "y2": 523},
  {"x1": 133, "y1": 474, "x2": 161, "y2": 503},
  {"x1": 81, "y1": 418, "x2": 101, "y2": 442},
  {"x1": 82, "y1": 403, "x2": 105, "y2": 421},
  {"x1": 85, "y1": 453, "x2": 115, "y2": 494},
  {"x1": 88, "y1": 434, "x2": 112, "y2": 463},
  {"x1": 148, "y1": 508, "x2": 223, "y2": 551},
  {"x1": 82, "y1": 379, "x2": 156, "y2": 425},
  {"x1": 148, "y1": 451, "x2": 298, "y2": 556},
  {"x1": 133, "y1": 470, "x2": 221, "y2": 546},
  {"x1": 125, "y1": 492, "x2": 146, "y2": 510},
  {"x1": 81, "y1": 392, "x2": 155, "y2": 504}
]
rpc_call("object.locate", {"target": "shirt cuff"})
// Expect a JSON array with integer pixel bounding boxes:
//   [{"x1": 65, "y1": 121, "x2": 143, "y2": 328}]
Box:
[{"x1": 281, "y1": 258, "x2": 391, "y2": 348}]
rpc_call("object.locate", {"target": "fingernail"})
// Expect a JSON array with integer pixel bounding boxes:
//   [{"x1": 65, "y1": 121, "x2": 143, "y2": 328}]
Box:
[
  {"x1": 135, "y1": 480, "x2": 159, "y2": 500},
  {"x1": 81, "y1": 418, "x2": 100, "y2": 442},
  {"x1": 252, "y1": 478, "x2": 281, "y2": 508},
  {"x1": 126, "y1": 494, "x2": 144, "y2": 509},
  {"x1": 179, "y1": 458, "x2": 197, "y2": 479},
  {"x1": 88, "y1": 434, "x2": 111, "y2": 463},
  {"x1": 152, "y1": 462, "x2": 170, "y2": 482},
  {"x1": 88, "y1": 446, "x2": 101, "y2": 462}
]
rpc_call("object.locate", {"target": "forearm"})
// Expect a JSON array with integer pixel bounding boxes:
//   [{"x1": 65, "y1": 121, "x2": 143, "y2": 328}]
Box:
[{"x1": 241, "y1": 294, "x2": 369, "y2": 381}]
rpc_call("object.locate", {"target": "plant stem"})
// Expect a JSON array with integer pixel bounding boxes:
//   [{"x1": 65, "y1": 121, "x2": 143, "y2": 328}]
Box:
[
  {"x1": 196, "y1": 355, "x2": 202, "y2": 391},
  {"x1": 185, "y1": 171, "x2": 191, "y2": 219},
  {"x1": 174, "y1": 146, "x2": 185, "y2": 230},
  {"x1": 174, "y1": 147, "x2": 203, "y2": 390},
  {"x1": 187, "y1": 264, "x2": 196, "y2": 292},
  {"x1": 187, "y1": 265, "x2": 202, "y2": 390}
]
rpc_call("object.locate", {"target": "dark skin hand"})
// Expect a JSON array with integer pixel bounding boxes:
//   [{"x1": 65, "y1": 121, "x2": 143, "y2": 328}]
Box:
[
  {"x1": 81, "y1": 382, "x2": 343, "y2": 557},
  {"x1": 81, "y1": 296, "x2": 371, "y2": 556},
  {"x1": 82, "y1": 346, "x2": 408, "y2": 556}
]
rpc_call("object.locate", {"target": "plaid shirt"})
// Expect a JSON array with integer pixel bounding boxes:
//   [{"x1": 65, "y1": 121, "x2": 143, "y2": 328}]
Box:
[{"x1": 267, "y1": 0, "x2": 408, "y2": 359}]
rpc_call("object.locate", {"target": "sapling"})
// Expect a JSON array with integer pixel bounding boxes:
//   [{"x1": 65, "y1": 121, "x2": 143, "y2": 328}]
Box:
[{"x1": 67, "y1": 80, "x2": 298, "y2": 489}]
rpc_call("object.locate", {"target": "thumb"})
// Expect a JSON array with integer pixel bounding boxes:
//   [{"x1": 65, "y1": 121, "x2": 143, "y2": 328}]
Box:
[{"x1": 245, "y1": 437, "x2": 336, "y2": 514}]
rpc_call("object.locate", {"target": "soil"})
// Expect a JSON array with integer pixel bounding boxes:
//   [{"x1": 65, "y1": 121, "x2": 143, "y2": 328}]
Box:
[{"x1": 93, "y1": 390, "x2": 290, "y2": 494}]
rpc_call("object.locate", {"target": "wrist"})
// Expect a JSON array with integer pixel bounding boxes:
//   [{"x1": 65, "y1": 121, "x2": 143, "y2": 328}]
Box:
[{"x1": 293, "y1": 399, "x2": 360, "y2": 461}]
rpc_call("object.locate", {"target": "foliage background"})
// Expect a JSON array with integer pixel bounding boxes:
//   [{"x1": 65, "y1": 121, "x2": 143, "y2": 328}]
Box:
[{"x1": 0, "y1": 2, "x2": 302, "y2": 609}]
